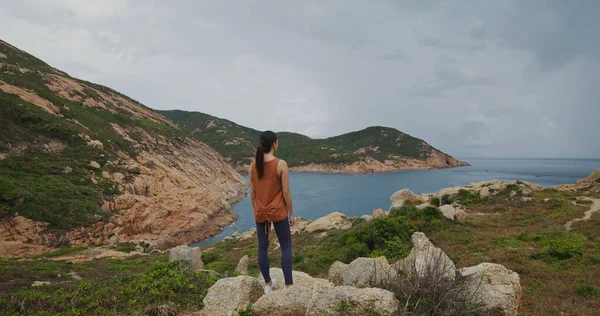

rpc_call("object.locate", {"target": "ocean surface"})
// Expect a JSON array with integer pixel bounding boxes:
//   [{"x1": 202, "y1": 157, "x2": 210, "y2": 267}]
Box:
[{"x1": 191, "y1": 158, "x2": 600, "y2": 247}]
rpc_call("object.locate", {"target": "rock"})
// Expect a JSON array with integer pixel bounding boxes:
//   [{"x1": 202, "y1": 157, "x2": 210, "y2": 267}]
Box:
[
  {"x1": 372, "y1": 208, "x2": 386, "y2": 218},
  {"x1": 168, "y1": 245, "x2": 204, "y2": 271},
  {"x1": 437, "y1": 187, "x2": 461, "y2": 202},
  {"x1": 360, "y1": 215, "x2": 373, "y2": 222},
  {"x1": 419, "y1": 193, "x2": 433, "y2": 203},
  {"x1": 135, "y1": 244, "x2": 144, "y2": 253},
  {"x1": 91, "y1": 177, "x2": 98, "y2": 185},
  {"x1": 480, "y1": 187, "x2": 491, "y2": 198},
  {"x1": 224, "y1": 236, "x2": 234, "y2": 241},
  {"x1": 439, "y1": 204, "x2": 456, "y2": 220},
  {"x1": 64, "y1": 166, "x2": 73, "y2": 173},
  {"x1": 543, "y1": 198, "x2": 551, "y2": 203},
  {"x1": 521, "y1": 197, "x2": 533, "y2": 202},
  {"x1": 290, "y1": 218, "x2": 309, "y2": 234},
  {"x1": 460, "y1": 263, "x2": 522, "y2": 316},
  {"x1": 0, "y1": 53, "x2": 7, "y2": 59},
  {"x1": 87, "y1": 139, "x2": 104, "y2": 149},
  {"x1": 238, "y1": 228, "x2": 256, "y2": 241},
  {"x1": 509, "y1": 191, "x2": 517, "y2": 198},
  {"x1": 201, "y1": 276, "x2": 263, "y2": 316},
  {"x1": 251, "y1": 281, "x2": 324, "y2": 316},
  {"x1": 89, "y1": 161, "x2": 101, "y2": 169},
  {"x1": 390, "y1": 188, "x2": 418, "y2": 207},
  {"x1": 112, "y1": 172, "x2": 125, "y2": 183},
  {"x1": 235, "y1": 255, "x2": 249, "y2": 275},
  {"x1": 32, "y1": 281, "x2": 51, "y2": 287},
  {"x1": 306, "y1": 286, "x2": 400, "y2": 316},
  {"x1": 328, "y1": 257, "x2": 394, "y2": 288},
  {"x1": 416, "y1": 202, "x2": 431, "y2": 210},
  {"x1": 102, "y1": 171, "x2": 111, "y2": 179},
  {"x1": 258, "y1": 268, "x2": 316, "y2": 290},
  {"x1": 304, "y1": 212, "x2": 352, "y2": 233},
  {"x1": 109, "y1": 234, "x2": 119, "y2": 246},
  {"x1": 393, "y1": 232, "x2": 456, "y2": 281},
  {"x1": 68, "y1": 271, "x2": 83, "y2": 281}
]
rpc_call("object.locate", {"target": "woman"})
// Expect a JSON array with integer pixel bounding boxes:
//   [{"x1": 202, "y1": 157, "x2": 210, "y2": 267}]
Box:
[{"x1": 249, "y1": 131, "x2": 296, "y2": 293}]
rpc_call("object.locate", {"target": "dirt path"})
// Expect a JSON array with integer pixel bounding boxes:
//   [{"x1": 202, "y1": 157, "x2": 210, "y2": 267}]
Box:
[{"x1": 565, "y1": 198, "x2": 600, "y2": 231}]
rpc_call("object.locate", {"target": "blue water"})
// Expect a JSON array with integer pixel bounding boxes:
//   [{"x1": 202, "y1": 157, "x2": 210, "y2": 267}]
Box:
[{"x1": 191, "y1": 158, "x2": 600, "y2": 247}]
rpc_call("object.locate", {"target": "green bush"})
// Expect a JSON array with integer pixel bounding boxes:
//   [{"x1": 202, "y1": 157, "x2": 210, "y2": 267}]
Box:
[
  {"x1": 430, "y1": 197, "x2": 440, "y2": 206},
  {"x1": 204, "y1": 261, "x2": 236, "y2": 274},
  {"x1": 528, "y1": 232, "x2": 586, "y2": 260},
  {"x1": 577, "y1": 284, "x2": 598, "y2": 298}
]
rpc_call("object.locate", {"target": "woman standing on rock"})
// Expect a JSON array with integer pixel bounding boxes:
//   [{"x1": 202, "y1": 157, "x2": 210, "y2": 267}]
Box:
[{"x1": 250, "y1": 131, "x2": 295, "y2": 293}]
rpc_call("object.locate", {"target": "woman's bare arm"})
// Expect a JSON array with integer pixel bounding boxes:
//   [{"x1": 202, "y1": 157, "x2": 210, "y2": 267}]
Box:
[
  {"x1": 249, "y1": 162, "x2": 256, "y2": 210},
  {"x1": 279, "y1": 160, "x2": 295, "y2": 224}
]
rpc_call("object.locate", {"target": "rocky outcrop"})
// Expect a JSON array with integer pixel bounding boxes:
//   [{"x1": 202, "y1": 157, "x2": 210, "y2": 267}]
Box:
[
  {"x1": 201, "y1": 276, "x2": 263, "y2": 316},
  {"x1": 390, "y1": 188, "x2": 419, "y2": 207},
  {"x1": 169, "y1": 245, "x2": 204, "y2": 271},
  {"x1": 393, "y1": 232, "x2": 456, "y2": 281},
  {"x1": 459, "y1": 263, "x2": 522, "y2": 316},
  {"x1": 555, "y1": 169, "x2": 600, "y2": 193},
  {"x1": 257, "y1": 268, "x2": 316, "y2": 290},
  {"x1": 328, "y1": 257, "x2": 394, "y2": 288},
  {"x1": 306, "y1": 286, "x2": 400, "y2": 316},
  {"x1": 304, "y1": 212, "x2": 352, "y2": 233},
  {"x1": 252, "y1": 279, "x2": 332, "y2": 316}
]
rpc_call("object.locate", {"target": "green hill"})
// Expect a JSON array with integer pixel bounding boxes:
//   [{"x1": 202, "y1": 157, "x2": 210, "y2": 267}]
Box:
[{"x1": 160, "y1": 110, "x2": 469, "y2": 172}]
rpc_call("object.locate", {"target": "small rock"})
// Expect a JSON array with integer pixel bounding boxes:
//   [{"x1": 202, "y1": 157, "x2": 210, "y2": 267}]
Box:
[
  {"x1": 32, "y1": 281, "x2": 51, "y2": 287},
  {"x1": 135, "y1": 244, "x2": 144, "y2": 253},
  {"x1": 91, "y1": 177, "x2": 98, "y2": 185},
  {"x1": 372, "y1": 208, "x2": 386, "y2": 218},
  {"x1": 304, "y1": 212, "x2": 352, "y2": 233},
  {"x1": 360, "y1": 215, "x2": 373, "y2": 222},
  {"x1": 224, "y1": 236, "x2": 234, "y2": 241},
  {"x1": 393, "y1": 232, "x2": 456, "y2": 281},
  {"x1": 89, "y1": 161, "x2": 101, "y2": 169},
  {"x1": 64, "y1": 166, "x2": 73, "y2": 173},
  {"x1": 168, "y1": 245, "x2": 204, "y2": 271},
  {"x1": 509, "y1": 191, "x2": 517, "y2": 198},
  {"x1": 544, "y1": 198, "x2": 551, "y2": 202},
  {"x1": 68, "y1": 271, "x2": 83, "y2": 281},
  {"x1": 480, "y1": 187, "x2": 491, "y2": 198},
  {"x1": 109, "y1": 234, "x2": 119, "y2": 246},
  {"x1": 102, "y1": 171, "x2": 111, "y2": 179},
  {"x1": 390, "y1": 188, "x2": 418, "y2": 207},
  {"x1": 0, "y1": 53, "x2": 7, "y2": 59},
  {"x1": 439, "y1": 204, "x2": 456, "y2": 220},
  {"x1": 201, "y1": 276, "x2": 263, "y2": 316},
  {"x1": 522, "y1": 197, "x2": 533, "y2": 202},
  {"x1": 416, "y1": 202, "x2": 431, "y2": 210},
  {"x1": 112, "y1": 172, "x2": 125, "y2": 183},
  {"x1": 235, "y1": 255, "x2": 249, "y2": 275}
]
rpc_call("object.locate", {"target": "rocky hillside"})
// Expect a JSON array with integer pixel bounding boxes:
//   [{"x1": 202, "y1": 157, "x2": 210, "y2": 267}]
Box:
[
  {"x1": 160, "y1": 110, "x2": 469, "y2": 173},
  {"x1": 0, "y1": 39, "x2": 246, "y2": 258}
]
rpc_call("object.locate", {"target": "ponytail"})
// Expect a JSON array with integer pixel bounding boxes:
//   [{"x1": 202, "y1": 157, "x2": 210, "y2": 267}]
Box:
[
  {"x1": 255, "y1": 144, "x2": 265, "y2": 179},
  {"x1": 255, "y1": 131, "x2": 277, "y2": 179}
]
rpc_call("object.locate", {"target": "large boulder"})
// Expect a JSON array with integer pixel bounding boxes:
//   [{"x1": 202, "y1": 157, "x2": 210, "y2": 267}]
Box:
[
  {"x1": 390, "y1": 188, "x2": 419, "y2": 207},
  {"x1": 258, "y1": 268, "x2": 316, "y2": 290},
  {"x1": 304, "y1": 212, "x2": 352, "y2": 233},
  {"x1": 480, "y1": 187, "x2": 491, "y2": 198},
  {"x1": 168, "y1": 245, "x2": 203, "y2": 270},
  {"x1": 201, "y1": 276, "x2": 262, "y2": 316},
  {"x1": 459, "y1": 263, "x2": 522, "y2": 316},
  {"x1": 290, "y1": 218, "x2": 309, "y2": 234},
  {"x1": 306, "y1": 286, "x2": 400, "y2": 316},
  {"x1": 439, "y1": 204, "x2": 456, "y2": 220},
  {"x1": 393, "y1": 232, "x2": 456, "y2": 281},
  {"x1": 252, "y1": 278, "x2": 332, "y2": 316},
  {"x1": 372, "y1": 208, "x2": 386, "y2": 218},
  {"x1": 436, "y1": 187, "x2": 461, "y2": 203},
  {"x1": 328, "y1": 257, "x2": 394, "y2": 288}
]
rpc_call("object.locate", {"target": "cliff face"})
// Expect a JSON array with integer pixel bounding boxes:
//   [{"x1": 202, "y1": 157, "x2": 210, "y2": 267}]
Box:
[{"x1": 0, "y1": 40, "x2": 246, "y2": 257}]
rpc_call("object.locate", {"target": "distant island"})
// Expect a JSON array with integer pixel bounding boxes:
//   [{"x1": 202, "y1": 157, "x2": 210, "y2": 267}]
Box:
[{"x1": 160, "y1": 109, "x2": 469, "y2": 174}]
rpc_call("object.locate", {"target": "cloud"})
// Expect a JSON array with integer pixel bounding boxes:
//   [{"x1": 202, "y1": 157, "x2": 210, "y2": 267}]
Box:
[{"x1": 0, "y1": 0, "x2": 598, "y2": 158}]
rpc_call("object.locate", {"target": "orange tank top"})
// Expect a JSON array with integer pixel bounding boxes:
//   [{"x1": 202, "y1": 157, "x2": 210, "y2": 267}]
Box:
[{"x1": 251, "y1": 158, "x2": 288, "y2": 224}]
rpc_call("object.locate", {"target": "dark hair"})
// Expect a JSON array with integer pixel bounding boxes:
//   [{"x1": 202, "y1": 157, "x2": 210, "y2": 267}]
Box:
[{"x1": 255, "y1": 131, "x2": 277, "y2": 179}]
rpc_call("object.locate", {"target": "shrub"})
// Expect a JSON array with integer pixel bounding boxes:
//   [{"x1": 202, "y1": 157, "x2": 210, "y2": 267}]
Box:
[
  {"x1": 430, "y1": 197, "x2": 440, "y2": 207},
  {"x1": 577, "y1": 284, "x2": 599, "y2": 298}
]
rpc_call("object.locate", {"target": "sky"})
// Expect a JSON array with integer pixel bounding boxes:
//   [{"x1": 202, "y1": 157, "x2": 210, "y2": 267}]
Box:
[{"x1": 1, "y1": 0, "x2": 599, "y2": 158}]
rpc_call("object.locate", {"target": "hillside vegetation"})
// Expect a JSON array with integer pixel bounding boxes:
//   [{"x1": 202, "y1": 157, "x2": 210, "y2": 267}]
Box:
[{"x1": 160, "y1": 110, "x2": 468, "y2": 173}]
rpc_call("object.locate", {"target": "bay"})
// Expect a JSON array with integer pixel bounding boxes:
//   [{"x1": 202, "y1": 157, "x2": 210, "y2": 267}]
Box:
[{"x1": 192, "y1": 158, "x2": 600, "y2": 247}]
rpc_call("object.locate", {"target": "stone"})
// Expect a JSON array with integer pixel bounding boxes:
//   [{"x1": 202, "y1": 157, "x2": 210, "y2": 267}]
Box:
[
  {"x1": 0, "y1": 53, "x2": 7, "y2": 59},
  {"x1": 290, "y1": 218, "x2": 309, "y2": 234},
  {"x1": 87, "y1": 139, "x2": 104, "y2": 149},
  {"x1": 360, "y1": 215, "x2": 373, "y2": 222},
  {"x1": 437, "y1": 187, "x2": 461, "y2": 202},
  {"x1": 480, "y1": 187, "x2": 491, "y2": 198},
  {"x1": 328, "y1": 257, "x2": 394, "y2": 288},
  {"x1": 544, "y1": 198, "x2": 551, "y2": 203},
  {"x1": 109, "y1": 234, "x2": 119, "y2": 246},
  {"x1": 64, "y1": 166, "x2": 73, "y2": 173},
  {"x1": 439, "y1": 204, "x2": 456, "y2": 220},
  {"x1": 91, "y1": 177, "x2": 98, "y2": 185},
  {"x1": 459, "y1": 263, "x2": 522, "y2": 316},
  {"x1": 201, "y1": 276, "x2": 263, "y2": 316},
  {"x1": 89, "y1": 161, "x2": 101, "y2": 169},
  {"x1": 235, "y1": 255, "x2": 249, "y2": 275},
  {"x1": 32, "y1": 281, "x2": 51, "y2": 287},
  {"x1": 304, "y1": 212, "x2": 352, "y2": 233},
  {"x1": 251, "y1": 283, "x2": 316, "y2": 316},
  {"x1": 168, "y1": 245, "x2": 204, "y2": 271},
  {"x1": 223, "y1": 236, "x2": 233, "y2": 241},
  {"x1": 258, "y1": 268, "x2": 316, "y2": 290},
  {"x1": 390, "y1": 188, "x2": 418, "y2": 207},
  {"x1": 509, "y1": 191, "x2": 517, "y2": 198},
  {"x1": 372, "y1": 208, "x2": 386, "y2": 218},
  {"x1": 135, "y1": 244, "x2": 144, "y2": 253},
  {"x1": 416, "y1": 202, "x2": 431, "y2": 210},
  {"x1": 306, "y1": 286, "x2": 400, "y2": 316},
  {"x1": 102, "y1": 171, "x2": 111, "y2": 179},
  {"x1": 393, "y1": 232, "x2": 456, "y2": 281},
  {"x1": 522, "y1": 197, "x2": 533, "y2": 202},
  {"x1": 68, "y1": 271, "x2": 83, "y2": 281},
  {"x1": 112, "y1": 172, "x2": 125, "y2": 183}
]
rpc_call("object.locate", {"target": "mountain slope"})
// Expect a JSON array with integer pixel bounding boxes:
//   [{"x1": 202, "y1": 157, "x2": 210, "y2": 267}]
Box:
[
  {"x1": 0, "y1": 40, "x2": 246, "y2": 257},
  {"x1": 160, "y1": 110, "x2": 469, "y2": 173}
]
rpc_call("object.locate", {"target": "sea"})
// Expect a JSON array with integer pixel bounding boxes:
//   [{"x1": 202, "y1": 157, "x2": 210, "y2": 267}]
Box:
[{"x1": 191, "y1": 158, "x2": 600, "y2": 247}]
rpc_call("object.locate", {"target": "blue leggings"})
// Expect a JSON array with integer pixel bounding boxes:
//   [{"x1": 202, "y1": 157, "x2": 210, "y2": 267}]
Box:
[{"x1": 256, "y1": 218, "x2": 293, "y2": 285}]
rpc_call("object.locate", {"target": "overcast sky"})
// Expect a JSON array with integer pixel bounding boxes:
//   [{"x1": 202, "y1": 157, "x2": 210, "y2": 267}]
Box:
[{"x1": 1, "y1": 1, "x2": 598, "y2": 158}]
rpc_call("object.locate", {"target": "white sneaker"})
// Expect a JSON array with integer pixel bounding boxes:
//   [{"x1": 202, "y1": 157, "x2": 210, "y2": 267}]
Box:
[{"x1": 264, "y1": 278, "x2": 276, "y2": 294}]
